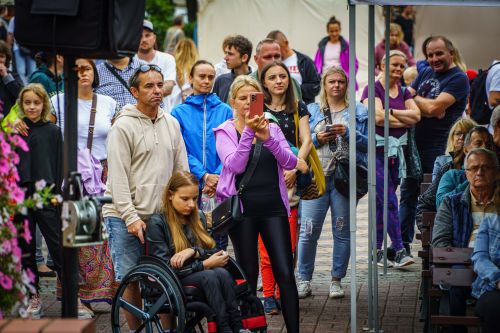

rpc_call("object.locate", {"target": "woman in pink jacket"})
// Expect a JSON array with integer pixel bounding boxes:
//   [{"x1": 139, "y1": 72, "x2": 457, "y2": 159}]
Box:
[{"x1": 215, "y1": 75, "x2": 307, "y2": 333}]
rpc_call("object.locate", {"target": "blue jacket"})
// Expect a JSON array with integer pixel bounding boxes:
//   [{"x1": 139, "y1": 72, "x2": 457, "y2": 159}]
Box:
[
  {"x1": 471, "y1": 215, "x2": 500, "y2": 299},
  {"x1": 171, "y1": 93, "x2": 233, "y2": 183},
  {"x1": 432, "y1": 187, "x2": 473, "y2": 248},
  {"x1": 435, "y1": 169, "x2": 467, "y2": 208},
  {"x1": 307, "y1": 102, "x2": 368, "y2": 167}
]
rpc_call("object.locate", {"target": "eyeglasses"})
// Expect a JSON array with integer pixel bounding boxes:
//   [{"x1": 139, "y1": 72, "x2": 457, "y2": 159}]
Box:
[
  {"x1": 129, "y1": 64, "x2": 163, "y2": 87},
  {"x1": 465, "y1": 165, "x2": 495, "y2": 173}
]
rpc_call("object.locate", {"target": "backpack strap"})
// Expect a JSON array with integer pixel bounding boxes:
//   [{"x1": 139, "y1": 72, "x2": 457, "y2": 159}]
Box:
[
  {"x1": 86, "y1": 94, "x2": 98, "y2": 152},
  {"x1": 104, "y1": 62, "x2": 130, "y2": 91}
]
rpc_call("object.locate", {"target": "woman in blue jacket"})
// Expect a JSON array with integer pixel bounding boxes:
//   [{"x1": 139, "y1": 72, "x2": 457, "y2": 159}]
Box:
[
  {"x1": 296, "y1": 66, "x2": 367, "y2": 299},
  {"x1": 171, "y1": 60, "x2": 233, "y2": 249}
]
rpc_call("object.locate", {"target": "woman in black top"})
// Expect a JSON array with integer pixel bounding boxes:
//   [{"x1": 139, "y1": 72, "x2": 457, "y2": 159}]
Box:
[
  {"x1": 15, "y1": 83, "x2": 62, "y2": 319},
  {"x1": 259, "y1": 61, "x2": 312, "y2": 314},
  {"x1": 146, "y1": 171, "x2": 251, "y2": 333}
]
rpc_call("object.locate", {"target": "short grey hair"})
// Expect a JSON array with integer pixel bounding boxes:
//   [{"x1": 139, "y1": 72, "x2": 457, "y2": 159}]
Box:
[
  {"x1": 491, "y1": 104, "x2": 500, "y2": 128},
  {"x1": 464, "y1": 126, "x2": 493, "y2": 148},
  {"x1": 464, "y1": 147, "x2": 499, "y2": 170}
]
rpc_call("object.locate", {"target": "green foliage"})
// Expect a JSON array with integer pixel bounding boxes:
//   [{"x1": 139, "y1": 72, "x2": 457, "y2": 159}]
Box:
[
  {"x1": 145, "y1": 0, "x2": 176, "y2": 50},
  {"x1": 183, "y1": 22, "x2": 196, "y2": 39}
]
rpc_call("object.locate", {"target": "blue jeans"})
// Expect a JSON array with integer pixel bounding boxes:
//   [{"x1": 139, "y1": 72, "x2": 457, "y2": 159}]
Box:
[
  {"x1": 297, "y1": 175, "x2": 350, "y2": 281},
  {"x1": 105, "y1": 217, "x2": 143, "y2": 281},
  {"x1": 13, "y1": 48, "x2": 36, "y2": 85}
]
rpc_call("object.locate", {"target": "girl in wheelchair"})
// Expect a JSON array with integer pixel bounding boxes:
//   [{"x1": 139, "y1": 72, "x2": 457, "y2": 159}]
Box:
[{"x1": 146, "y1": 171, "x2": 251, "y2": 333}]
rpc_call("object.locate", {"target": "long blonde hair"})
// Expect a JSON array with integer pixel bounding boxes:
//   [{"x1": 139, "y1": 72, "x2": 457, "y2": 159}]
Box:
[
  {"x1": 161, "y1": 171, "x2": 215, "y2": 253},
  {"x1": 445, "y1": 118, "x2": 477, "y2": 168},
  {"x1": 175, "y1": 38, "x2": 198, "y2": 88},
  {"x1": 319, "y1": 66, "x2": 349, "y2": 110},
  {"x1": 17, "y1": 83, "x2": 52, "y2": 122}
]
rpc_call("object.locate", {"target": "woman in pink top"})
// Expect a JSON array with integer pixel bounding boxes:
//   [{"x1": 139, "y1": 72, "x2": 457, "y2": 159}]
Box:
[
  {"x1": 374, "y1": 23, "x2": 416, "y2": 75},
  {"x1": 314, "y1": 16, "x2": 359, "y2": 89},
  {"x1": 215, "y1": 75, "x2": 307, "y2": 333}
]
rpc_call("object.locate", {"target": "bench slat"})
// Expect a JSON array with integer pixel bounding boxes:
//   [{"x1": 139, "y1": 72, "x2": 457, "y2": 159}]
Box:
[
  {"x1": 432, "y1": 267, "x2": 476, "y2": 287},
  {"x1": 431, "y1": 315, "x2": 481, "y2": 326},
  {"x1": 432, "y1": 247, "x2": 473, "y2": 265}
]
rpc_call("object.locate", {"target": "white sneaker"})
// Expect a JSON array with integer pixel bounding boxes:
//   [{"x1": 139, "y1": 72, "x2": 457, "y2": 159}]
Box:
[
  {"x1": 394, "y1": 249, "x2": 415, "y2": 268},
  {"x1": 329, "y1": 281, "x2": 345, "y2": 299},
  {"x1": 297, "y1": 280, "x2": 312, "y2": 298},
  {"x1": 78, "y1": 302, "x2": 94, "y2": 319},
  {"x1": 27, "y1": 294, "x2": 44, "y2": 319}
]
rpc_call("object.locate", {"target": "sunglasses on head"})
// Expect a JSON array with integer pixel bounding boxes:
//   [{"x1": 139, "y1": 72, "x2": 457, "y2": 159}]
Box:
[{"x1": 129, "y1": 64, "x2": 163, "y2": 87}]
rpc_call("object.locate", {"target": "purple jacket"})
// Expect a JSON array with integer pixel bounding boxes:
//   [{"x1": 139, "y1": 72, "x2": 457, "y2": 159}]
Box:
[
  {"x1": 214, "y1": 120, "x2": 297, "y2": 215},
  {"x1": 374, "y1": 40, "x2": 416, "y2": 75},
  {"x1": 314, "y1": 36, "x2": 359, "y2": 89}
]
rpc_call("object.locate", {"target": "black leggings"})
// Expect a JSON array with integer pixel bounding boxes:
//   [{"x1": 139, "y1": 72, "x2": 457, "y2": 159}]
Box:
[
  {"x1": 229, "y1": 216, "x2": 299, "y2": 333},
  {"x1": 17, "y1": 207, "x2": 62, "y2": 292},
  {"x1": 181, "y1": 268, "x2": 242, "y2": 333}
]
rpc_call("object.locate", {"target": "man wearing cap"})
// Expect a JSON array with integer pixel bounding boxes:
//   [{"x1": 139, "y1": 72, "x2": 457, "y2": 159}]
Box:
[{"x1": 135, "y1": 20, "x2": 176, "y2": 110}]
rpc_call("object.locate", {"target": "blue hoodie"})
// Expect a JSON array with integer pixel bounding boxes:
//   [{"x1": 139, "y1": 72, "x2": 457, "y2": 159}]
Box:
[{"x1": 171, "y1": 93, "x2": 233, "y2": 184}]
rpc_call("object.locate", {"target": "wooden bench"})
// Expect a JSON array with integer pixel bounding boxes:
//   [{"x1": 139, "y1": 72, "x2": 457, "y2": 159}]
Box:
[
  {"x1": 417, "y1": 211, "x2": 436, "y2": 327},
  {"x1": 429, "y1": 247, "x2": 480, "y2": 330}
]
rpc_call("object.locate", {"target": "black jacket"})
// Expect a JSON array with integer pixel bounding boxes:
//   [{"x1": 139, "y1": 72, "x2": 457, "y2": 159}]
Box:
[
  {"x1": 295, "y1": 50, "x2": 320, "y2": 105},
  {"x1": 145, "y1": 212, "x2": 218, "y2": 278},
  {"x1": 17, "y1": 119, "x2": 63, "y2": 196},
  {"x1": 212, "y1": 68, "x2": 252, "y2": 103},
  {"x1": 0, "y1": 72, "x2": 23, "y2": 116}
]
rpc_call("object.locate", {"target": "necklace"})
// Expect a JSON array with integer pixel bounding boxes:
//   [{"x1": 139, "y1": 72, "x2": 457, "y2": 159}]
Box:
[{"x1": 267, "y1": 103, "x2": 285, "y2": 112}]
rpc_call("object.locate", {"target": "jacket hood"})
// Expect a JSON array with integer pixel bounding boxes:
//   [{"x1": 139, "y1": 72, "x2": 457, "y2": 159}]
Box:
[
  {"x1": 184, "y1": 93, "x2": 224, "y2": 110},
  {"x1": 115, "y1": 104, "x2": 166, "y2": 120}
]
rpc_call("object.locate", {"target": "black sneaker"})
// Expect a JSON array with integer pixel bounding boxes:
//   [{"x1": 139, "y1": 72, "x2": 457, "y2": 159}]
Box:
[
  {"x1": 376, "y1": 249, "x2": 394, "y2": 268},
  {"x1": 394, "y1": 248, "x2": 415, "y2": 268}
]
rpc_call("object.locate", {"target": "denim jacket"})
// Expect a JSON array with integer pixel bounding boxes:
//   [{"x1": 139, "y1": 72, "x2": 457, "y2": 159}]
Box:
[
  {"x1": 307, "y1": 102, "x2": 368, "y2": 168},
  {"x1": 471, "y1": 215, "x2": 500, "y2": 299}
]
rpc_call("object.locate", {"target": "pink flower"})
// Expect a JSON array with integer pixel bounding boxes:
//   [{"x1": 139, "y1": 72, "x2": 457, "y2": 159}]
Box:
[
  {"x1": 0, "y1": 273, "x2": 13, "y2": 290},
  {"x1": 0, "y1": 140, "x2": 11, "y2": 155},
  {"x1": 10, "y1": 134, "x2": 28, "y2": 152},
  {"x1": 12, "y1": 246, "x2": 21, "y2": 263},
  {"x1": 10, "y1": 187, "x2": 25, "y2": 204},
  {"x1": 22, "y1": 219, "x2": 32, "y2": 244},
  {"x1": 26, "y1": 268, "x2": 36, "y2": 284},
  {"x1": 0, "y1": 159, "x2": 9, "y2": 174},
  {"x1": 1, "y1": 240, "x2": 12, "y2": 253}
]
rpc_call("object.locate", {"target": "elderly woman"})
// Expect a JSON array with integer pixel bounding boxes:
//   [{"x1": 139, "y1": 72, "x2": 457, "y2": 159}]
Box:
[
  {"x1": 215, "y1": 75, "x2": 307, "y2": 333},
  {"x1": 432, "y1": 118, "x2": 477, "y2": 181},
  {"x1": 296, "y1": 66, "x2": 367, "y2": 299},
  {"x1": 374, "y1": 23, "x2": 416, "y2": 76},
  {"x1": 362, "y1": 50, "x2": 421, "y2": 267}
]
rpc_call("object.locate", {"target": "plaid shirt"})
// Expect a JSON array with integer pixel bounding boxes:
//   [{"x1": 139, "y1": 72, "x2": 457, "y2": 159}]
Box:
[{"x1": 96, "y1": 57, "x2": 144, "y2": 109}]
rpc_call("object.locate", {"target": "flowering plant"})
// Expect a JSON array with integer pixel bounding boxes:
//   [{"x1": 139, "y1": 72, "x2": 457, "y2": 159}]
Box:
[{"x1": 0, "y1": 125, "x2": 61, "y2": 319}]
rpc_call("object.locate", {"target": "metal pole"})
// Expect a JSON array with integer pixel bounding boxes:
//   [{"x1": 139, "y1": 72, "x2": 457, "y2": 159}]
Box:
[
  {"x1": 382, "y1": 5, "x2": 391, "y2": 274},
  {"x1": 348, "y1": 4, "x2": 357, "y2": 333},
  {"x1": 367, "y1": 5, "x2": 381, "y2": 332},
  {"x1": 61, "y1": 56, "x2": 79, "y2": 318}
]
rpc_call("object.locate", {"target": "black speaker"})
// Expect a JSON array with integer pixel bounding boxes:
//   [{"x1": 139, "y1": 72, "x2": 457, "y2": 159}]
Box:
[{"x1": 14, "y1": 0, "x2": 145, "y2": 59}]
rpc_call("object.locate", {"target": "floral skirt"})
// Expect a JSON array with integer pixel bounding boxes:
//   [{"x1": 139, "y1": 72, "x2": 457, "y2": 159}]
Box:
[{"x1": 56, "y1": 240, "x2": 118, "y2": 304}]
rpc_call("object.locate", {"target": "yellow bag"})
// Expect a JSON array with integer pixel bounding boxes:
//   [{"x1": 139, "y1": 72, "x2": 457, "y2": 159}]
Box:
[
  {"x1": 293, "y1": 110, "x2": 326, "y2": 200},
  {"x1": 1, "y1": 103, "x2": 20, "y2": 134}
]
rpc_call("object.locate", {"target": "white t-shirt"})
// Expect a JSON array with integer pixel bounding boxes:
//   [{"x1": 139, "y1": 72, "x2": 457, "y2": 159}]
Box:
[
  {"x1": 283, "y1": 53, "x2": 302, "y2": 85},
  {"x1": 51, "y1": 93, "x2": 118, "y2": 161},
  {"x1": 323, "y1": 41, "x2": 341, "y2": 73}
]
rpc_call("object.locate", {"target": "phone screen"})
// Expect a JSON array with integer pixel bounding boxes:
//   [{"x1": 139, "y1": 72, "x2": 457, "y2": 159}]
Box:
[{"x1": 249, "y1": 92, "x2": 264, "y2": 118}]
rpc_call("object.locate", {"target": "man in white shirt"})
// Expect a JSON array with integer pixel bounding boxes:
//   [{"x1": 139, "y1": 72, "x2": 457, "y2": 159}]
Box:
[
  {"x1": 267, "y1": 30, "x2": 320, "y2": 104},
  {"x1": 136, "y1": 20, "x2": 176, "y2": 108}
]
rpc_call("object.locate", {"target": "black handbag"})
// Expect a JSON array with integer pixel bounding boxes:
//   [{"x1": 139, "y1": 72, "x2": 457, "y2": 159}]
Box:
[
  {"x1": 330, "y1": 153, "x2": 368, "y2": 200},
  {"x1": 211, "y1": 140, "x2": 262, "y2": 234}
]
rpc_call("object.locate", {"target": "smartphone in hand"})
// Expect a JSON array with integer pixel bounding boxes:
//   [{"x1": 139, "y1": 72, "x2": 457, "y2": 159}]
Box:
[
  {"x1": 325, "y1": 124, "x2": 334, "y2": 132},
  {"x1": 249, "y1": 92, "x2": 264, "y2": 118}
]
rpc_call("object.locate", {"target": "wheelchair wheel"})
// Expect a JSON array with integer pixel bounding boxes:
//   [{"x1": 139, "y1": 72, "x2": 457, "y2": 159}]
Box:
[{"x1": 111, "y1": 263, "x2": 186, "y2": 333}]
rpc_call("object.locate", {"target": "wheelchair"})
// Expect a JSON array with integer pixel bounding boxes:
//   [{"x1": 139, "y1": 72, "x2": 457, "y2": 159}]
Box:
[{"x1": 111, "y1": 254, "x2": 268, "y2": 333}]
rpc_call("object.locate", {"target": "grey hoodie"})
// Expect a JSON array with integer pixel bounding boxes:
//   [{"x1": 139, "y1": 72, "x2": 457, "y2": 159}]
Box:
[{"x1": 102, "y1": 104, "x2": 189, "y2": 226}]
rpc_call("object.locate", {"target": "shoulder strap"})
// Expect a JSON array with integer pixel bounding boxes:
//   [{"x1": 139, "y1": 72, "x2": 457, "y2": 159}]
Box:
[
  {"x1": 86, "y1": 94, "x2": 98, "y2": 151},
  {"x1": 323, "y1": 107, "x2": 333, "y2": 124},
  {"x1": 237, "y1": 140, "x2": 263, "y2": 195},
  {"x1": 104, "y1": 62, "x2": 130, "y2": 91},
  {"x1": 293, "y1": 110, "x2": 300, "y2": 147}
]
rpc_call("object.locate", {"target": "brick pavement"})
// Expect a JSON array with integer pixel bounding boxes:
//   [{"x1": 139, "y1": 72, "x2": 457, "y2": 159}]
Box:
[{"x1": 38, "y1": 196, "x2": 430, "y2": 332}]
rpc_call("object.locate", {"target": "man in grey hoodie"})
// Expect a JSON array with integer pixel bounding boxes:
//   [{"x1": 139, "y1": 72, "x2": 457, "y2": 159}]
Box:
[{"x1": 103, "y1": 64, "x2": 188, "y2": 331}]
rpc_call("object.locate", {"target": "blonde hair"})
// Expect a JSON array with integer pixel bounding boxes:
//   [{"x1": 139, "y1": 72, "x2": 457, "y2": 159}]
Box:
[
  {"x1": 445, "y1": 118, "x2": 477, "y2": 168},
  {"x1": 161, "y1": 171, "x2": 215, "y2": 253},
  {"x1": 17, "y1": 83, "x2": 52, "y2": 122},
  {"x1": 388, "y1": 23, "x2": 404, "y2": 46},
  {"x1": 403, "y1": 66, "x2": 418, "y2": 85},
  {"x1": 381, "y1": 49, "x2": 408, "y2": 65},
  {"x1": 319, "y1": 66, "x2": 349, "y2": 110},
  {"x1": 175, "y1": 38, "x2": 198, "y2": 87}
]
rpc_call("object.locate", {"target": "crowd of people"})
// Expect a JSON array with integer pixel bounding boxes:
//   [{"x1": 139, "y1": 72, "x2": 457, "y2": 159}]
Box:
[{"x1": 0, "y1": 4, "x2": 499, "y2": 333}]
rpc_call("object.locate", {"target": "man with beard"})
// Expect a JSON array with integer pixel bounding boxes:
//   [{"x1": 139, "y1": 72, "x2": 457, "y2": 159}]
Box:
[{"x1": 399, "y1": 35, "x2": 470, "y2": 256}]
